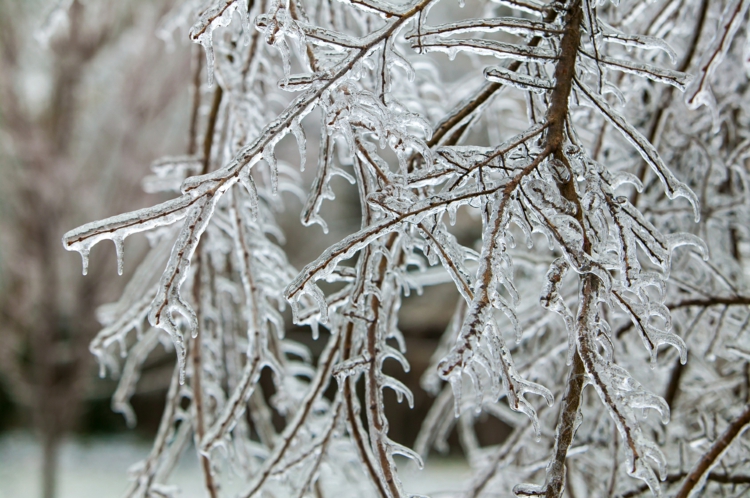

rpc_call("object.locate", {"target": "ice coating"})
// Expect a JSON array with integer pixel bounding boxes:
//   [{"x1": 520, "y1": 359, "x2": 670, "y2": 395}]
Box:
[
  {"x1": 55, "y1": 0, "x2": 748, "y2": 495},
  {"x1": 189, "y1": 0, "x2": 242, "y2": 86}
]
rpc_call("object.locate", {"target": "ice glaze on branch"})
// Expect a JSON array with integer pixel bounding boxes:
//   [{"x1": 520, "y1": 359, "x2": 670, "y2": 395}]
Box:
[
  {"x1": 63, "y1": 0, "x2": 436, "y2": 376},
  {"x1": 58, "y1": 0, "x2": 749, "y2": 495},
  {"x1": 673, "y1": 403, "x2": 750, "y2": 498}
]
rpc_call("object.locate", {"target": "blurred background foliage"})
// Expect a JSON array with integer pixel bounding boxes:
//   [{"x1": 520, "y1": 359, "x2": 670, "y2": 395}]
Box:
[{"x1": 0, "y1": 0, "x2": 192, "y2": 495}]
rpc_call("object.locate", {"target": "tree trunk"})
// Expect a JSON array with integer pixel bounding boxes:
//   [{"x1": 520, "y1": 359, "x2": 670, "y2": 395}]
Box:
[{"x1": 42, "y1": 431, "x2": 59, "y2": 498}]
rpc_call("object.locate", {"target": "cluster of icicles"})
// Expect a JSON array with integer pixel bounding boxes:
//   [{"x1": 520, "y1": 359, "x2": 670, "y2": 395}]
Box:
[{"x1": 60, "y1": 0, "x2": 750, "y2": 496}]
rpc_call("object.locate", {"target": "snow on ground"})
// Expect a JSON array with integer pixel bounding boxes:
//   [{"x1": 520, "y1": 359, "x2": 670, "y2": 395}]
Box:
[{"x1": 0, "y1": 432, "x2": 471, "y2": 497}]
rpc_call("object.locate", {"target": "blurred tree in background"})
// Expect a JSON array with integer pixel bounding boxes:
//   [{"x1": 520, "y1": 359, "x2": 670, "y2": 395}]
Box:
[{"x1": 0, "y1": 1, "x2": 191, "y2": 496}]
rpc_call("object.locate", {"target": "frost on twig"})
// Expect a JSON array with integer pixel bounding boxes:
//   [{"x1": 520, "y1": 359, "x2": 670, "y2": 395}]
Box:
[{"x1": 61, "y1": 0, "x2": 750, "y2": 495}]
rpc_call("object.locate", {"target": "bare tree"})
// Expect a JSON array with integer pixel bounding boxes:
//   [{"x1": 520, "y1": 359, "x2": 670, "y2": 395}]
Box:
[
  {"x1": 0, "y1": 1, "x2": 190, "y2": 496},
  {"x1": 58, "y1": 0, "x2": 750, "y2": 496}
]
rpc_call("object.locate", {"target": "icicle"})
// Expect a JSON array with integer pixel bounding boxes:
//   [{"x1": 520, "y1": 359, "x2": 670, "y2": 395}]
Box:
[
  {"x1": 114, "y1": 236, "x2": 125, "y2": 276},
  {"x1": 198, "y1": 33, "x2": 217, "y2": 87},
  {"x1": 667, "y1": 233, "x2": 709, "y2": 261},
  {"x1": 382, "y1": 375, "x2": 414, "y2": 408},
  {"x1": 239, "y1": 167, "x2": 260, "y2": 220},
  {"x1": 263, "y1": 144, "x2": 279, "y2": 194},
  {"x1": 448, "y1": 204, "x2": 458, "y2": 225},
  {"x1": 80, "y1": 246, "x2": 90, "y2": 276},
  {"x1": 291, "y1": 119, "x2": 307, "y2": 172},
  {"x1": 189, "y1": 0, "x2": 241, "y2": 87},
  {"x1": 448, "y1": 373, "x2": 462, "y2": 418},
  {"x1": 389, "y1": 441, "x2": 424, "y2": 469},
  {"x1": 304, "y1": 282, "x2": 328, "y2": 324}
]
